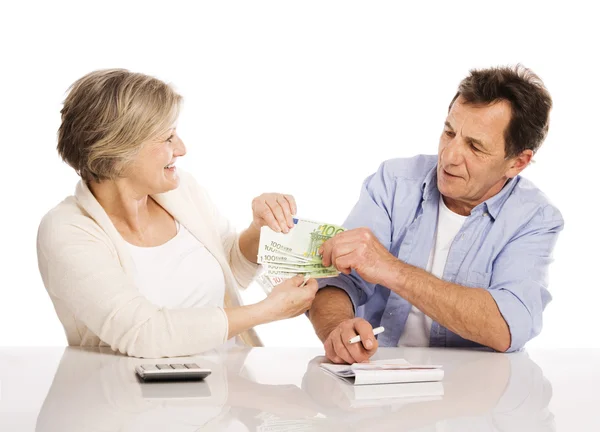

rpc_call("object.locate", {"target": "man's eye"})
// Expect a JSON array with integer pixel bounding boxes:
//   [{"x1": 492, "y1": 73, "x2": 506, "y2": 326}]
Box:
[
  {"x1": 445, "y1": 131, "x2": 455, "y2": 138},
  {"x1": 166, "y1": 135, "x2": 174, "y2": 143},
  {"x1": 470, "y1": 143, "x2": 479, "y2": 151}
]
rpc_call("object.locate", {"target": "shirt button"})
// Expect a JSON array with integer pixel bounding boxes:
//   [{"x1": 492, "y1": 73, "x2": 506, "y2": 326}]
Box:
[{"x1": 483, "y1": 212, "x2": 488, "y2": 217}]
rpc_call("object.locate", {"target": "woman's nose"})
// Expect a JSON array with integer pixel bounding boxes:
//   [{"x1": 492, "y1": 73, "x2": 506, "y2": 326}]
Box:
[{"x1": 174, "y1": 136, "x2": 187, "y2": 157}]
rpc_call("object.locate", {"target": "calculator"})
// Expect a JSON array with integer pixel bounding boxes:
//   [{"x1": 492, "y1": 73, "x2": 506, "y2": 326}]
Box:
[{"x1": 135, "y1": 363, "x2": 212, "y2": 382}]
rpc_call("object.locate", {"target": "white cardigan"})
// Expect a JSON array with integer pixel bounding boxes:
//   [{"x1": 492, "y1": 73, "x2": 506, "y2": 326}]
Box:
[{"x1": 37, "y1": 170, "x2": 262, "y2": 358}]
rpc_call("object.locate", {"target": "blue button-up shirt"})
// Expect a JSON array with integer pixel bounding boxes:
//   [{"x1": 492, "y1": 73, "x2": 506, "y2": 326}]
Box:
[{"x1": 317, "y1": 155, "x2": 564, "y2": 352}]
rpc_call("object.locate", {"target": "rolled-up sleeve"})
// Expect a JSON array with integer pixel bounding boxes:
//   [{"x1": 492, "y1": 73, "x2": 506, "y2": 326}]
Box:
[
  {"x1": 317, "y1": 161, "x2": 396, "y2": 310},
  {"x1": 317, "y1": 273, "x2": 369, "y2": 313},
  {"x1": 488, "y1": 205, "x2": 564, "y2": 352}
]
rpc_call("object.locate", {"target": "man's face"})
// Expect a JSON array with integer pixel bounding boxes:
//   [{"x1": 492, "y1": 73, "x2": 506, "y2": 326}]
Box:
[{"x1": 437, "y1": 96, "x2": 525, "y2": 214}]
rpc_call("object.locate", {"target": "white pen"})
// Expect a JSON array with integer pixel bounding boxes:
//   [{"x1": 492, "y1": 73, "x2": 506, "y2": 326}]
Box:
[{"x1": 348, "y1": 326, "x2": 385, "y2": 344}]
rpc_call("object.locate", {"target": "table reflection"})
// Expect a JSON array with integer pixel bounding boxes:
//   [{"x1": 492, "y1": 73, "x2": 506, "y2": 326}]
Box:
[
  {"x1": 35, "y1": 347, "x2": 554, "y2": 431},
  {"x1": 301, "y1": 348, "x2": 555, "y2": 431}
]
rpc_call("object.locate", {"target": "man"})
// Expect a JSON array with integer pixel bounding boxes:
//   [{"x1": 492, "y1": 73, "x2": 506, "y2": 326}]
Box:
[{"x1": 309, "y1": 65, "x2": 563, "y2": 364}]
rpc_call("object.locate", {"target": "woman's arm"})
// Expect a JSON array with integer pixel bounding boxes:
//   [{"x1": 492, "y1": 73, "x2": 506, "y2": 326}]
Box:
[
  {"x1": 194, "y1": 178, "x2": 296, "y2": 286},
  {"x1": 38, "y1": 213, "x2": 232, "y2": 358},
  {"x1": 238, "y1": 224, "x2": 261, "y2": 263},
  {"x1": 38, "y1": 212, "x2": 318, "y2": 357}
]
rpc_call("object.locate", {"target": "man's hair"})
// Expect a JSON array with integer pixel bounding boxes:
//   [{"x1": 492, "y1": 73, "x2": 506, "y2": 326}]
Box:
[
  {"x1": 450, "y1": 65, "x2": 552, "y2": 158},
  {"x1": 57, "y1": 69, "x2": 182, "y2": 182}
]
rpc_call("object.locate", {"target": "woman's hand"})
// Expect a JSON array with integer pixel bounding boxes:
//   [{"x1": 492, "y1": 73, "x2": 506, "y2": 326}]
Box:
[
  {"x1": 263, "y1": 275, "x2": 318, "y2": 321},
  {"x1": 251, "y1": 193, "x2": 297, "y2": 233},
  {"x1": 225, "y1": 275, "x2": 318, "y2": 340},
  {"x1": 239, "y1": 193, "x2": 296, "y2": 263}
]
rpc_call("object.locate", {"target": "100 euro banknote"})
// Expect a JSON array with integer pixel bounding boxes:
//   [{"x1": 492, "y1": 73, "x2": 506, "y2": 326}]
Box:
[
  {"x1": 256, "y1": 218, "x2": 346, "y2": 292},
  {"x1": 258, "y1": 218, "x2": 345, "y2": 263}
]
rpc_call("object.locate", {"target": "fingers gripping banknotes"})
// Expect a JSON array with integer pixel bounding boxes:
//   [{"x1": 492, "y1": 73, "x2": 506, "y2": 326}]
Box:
[{"x1": 256, "y1": 218, "x2": 346, "y2": 292}]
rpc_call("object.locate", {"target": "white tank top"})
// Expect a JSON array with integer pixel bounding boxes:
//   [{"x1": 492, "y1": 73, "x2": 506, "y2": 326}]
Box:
[
  {"x1": 125, "y1": 221, "x2": 226, "y2": 310},
  {"x1": 397, "y1": 196, "x2": 467, "y2": 347}
]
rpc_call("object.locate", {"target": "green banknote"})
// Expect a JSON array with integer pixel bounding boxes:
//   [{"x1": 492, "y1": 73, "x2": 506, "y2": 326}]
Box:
[
  {"x1": 256, "y1": 217, "x2": 346, "y2": 293},
  {"x1": 258, "y1": 218, "x2": 345, "y2": 262}
]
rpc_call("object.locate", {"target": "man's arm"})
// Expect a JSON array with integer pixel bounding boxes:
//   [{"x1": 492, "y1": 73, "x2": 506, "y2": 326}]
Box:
[
  {"x1": 319, "y1": 228, "x2": 509, "y2": 351},
  {"x1": 386, "y1": 205, "x2": 564, "y2": 353},
  {"x1": 314, "y1": 254, "x2": 510, "y2": 353},
  {"x1": 308, "y1": 287, "x2": 354, "y2": 342},
  {"x1": 321, "y1": 202, "x2": 564, "y2": 353},
  {"x1": 321, "y1": 227, "x2": 511, "y2": 352},
  {"x1": 309, "y1": 286, "x2": 378, "y2": 364},
  {"x1": 385, "y1": 262, "x2": 510, "y2": 352},
  {"x1": 305, "y1": 160, "x2": 398, "y2": 363}
]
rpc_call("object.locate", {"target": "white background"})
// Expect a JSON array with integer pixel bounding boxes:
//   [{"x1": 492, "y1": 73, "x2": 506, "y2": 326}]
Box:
[{"x1": 0, "y1": 0, "x2": 597, "y2": 349}]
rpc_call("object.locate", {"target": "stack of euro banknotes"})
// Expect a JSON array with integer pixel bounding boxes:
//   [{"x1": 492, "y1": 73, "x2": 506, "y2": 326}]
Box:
[{"x1": 256, "y1": 218, "x2": 346, "y2": 293}]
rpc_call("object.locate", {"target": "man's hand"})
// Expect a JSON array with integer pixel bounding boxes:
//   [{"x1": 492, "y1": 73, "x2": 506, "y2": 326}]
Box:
[
  {"x1": 324, "y1": 318, "x2": 379, "y2": 364},
  {"x1": 319, "y1": 227, "x2": 398, "y2": 286}
]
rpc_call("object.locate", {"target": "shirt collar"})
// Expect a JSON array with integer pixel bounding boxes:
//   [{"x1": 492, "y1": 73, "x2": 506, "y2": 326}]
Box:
[
  {"x1": 421, "y1": 163, "x2": 439, "y2": 201},
  {"x1": 421, "y1": 164, "x2": 520, "y2": 220},
  {"x1": 476, "y1": 177, "x2": 519, "y2": 220}
]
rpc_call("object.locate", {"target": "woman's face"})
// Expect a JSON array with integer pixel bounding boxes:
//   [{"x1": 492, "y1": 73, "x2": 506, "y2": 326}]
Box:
[{"x1": 125, "y1": 126, "x2": 186, "y2": 195}]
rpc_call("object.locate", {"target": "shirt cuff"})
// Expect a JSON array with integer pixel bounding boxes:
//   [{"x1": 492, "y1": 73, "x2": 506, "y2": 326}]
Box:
[
  {"x1": 316, "y1": 274, "x2": 366, "y2": 315},
  {"x1": 489, "y1": 288, "x2": 531, "y2": 352}
]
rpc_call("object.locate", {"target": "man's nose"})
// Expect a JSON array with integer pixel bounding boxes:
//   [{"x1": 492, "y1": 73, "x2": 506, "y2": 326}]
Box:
[{"x1": 443, "y1": 135, "x2": 464, "y2": 165}]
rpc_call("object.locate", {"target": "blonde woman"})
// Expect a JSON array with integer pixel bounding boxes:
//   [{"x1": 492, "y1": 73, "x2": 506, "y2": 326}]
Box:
[{"x1": 37, "y1": 69, "x2": 317, "y2": 358}]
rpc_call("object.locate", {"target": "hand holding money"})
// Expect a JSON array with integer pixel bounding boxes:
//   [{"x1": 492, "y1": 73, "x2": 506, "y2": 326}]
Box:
[
  {"x1": 263, "y1": 274, "x2": 319, "y2": 320},
  {"x1": 319, "y1": 227, "x2": 399, "y2": 286},
  {"x1": 251, "y1": 193, "x2": 297, "y2": 234},
  {"x1": 256, "y1": 218, "x2": 346, "y2": 292}
]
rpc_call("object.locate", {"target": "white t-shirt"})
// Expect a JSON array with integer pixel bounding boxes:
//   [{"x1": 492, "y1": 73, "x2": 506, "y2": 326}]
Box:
[
  {"x1": 126, "y1": 221, "x2": 226, "y2": 310},
  {"x1": 397, "y1": 196, "x2": 467, "y2": 347}
]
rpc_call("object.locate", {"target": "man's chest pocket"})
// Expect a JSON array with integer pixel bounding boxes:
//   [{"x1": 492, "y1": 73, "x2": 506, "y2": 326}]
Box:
[{"x1": 465, "y1": 270, "x2": 493, "y2": 289}]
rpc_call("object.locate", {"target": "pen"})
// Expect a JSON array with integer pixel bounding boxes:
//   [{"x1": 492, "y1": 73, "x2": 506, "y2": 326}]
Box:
[
  {"x1": 299, "y1": 274, "x2": 310, "y2": 287},
  {"x1": 348, "y1": 326, "x2": 385, "y2": 344}
]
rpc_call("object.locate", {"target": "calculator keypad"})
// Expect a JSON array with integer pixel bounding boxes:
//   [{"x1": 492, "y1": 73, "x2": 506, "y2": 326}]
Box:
[{"x1": 136, "y1": 363, "x2": 211, "y2": 381}]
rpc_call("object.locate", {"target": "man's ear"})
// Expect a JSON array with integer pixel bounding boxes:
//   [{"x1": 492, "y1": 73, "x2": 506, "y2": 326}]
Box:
[{"x1": 506, "y1": 149, "x2": 533, "y2": 178}]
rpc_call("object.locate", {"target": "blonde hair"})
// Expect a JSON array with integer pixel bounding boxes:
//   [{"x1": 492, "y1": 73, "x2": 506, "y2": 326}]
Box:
[{"x1": 57, "y1": 69, "x2": 182, "y2": 182}]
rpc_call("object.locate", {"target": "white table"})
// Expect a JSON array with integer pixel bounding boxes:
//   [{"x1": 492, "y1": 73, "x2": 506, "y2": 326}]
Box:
[{"x1": 0, "y1": 346, "x2": 598, "y2": 431}]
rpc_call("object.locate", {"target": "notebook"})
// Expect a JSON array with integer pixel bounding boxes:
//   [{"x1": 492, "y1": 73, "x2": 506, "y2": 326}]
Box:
[
  {"x1": 338, "y1": 381, "x2": 444, "y2": 408},
  {"x1": 320, "y1": 358, "x2": 444, "y2": 386}
]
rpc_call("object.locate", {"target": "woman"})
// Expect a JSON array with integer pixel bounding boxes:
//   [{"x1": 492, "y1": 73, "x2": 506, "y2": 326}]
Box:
[{"x1": 37, "y1": 69, "x2": 318, "y2": 358}]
